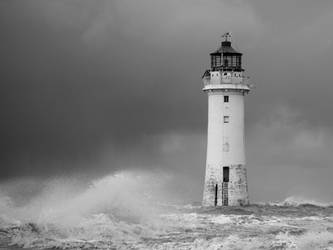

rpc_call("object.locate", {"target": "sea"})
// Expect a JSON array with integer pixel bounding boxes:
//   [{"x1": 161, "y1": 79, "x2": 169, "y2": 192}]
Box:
[{"x1": 0, "y1": 172, "x2": 332, "y2": 250}]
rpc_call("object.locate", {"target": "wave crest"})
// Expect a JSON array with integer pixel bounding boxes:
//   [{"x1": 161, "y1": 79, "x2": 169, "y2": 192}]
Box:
[{"x1": 262, "y1": 196, "x2": 333, "y2": 207}]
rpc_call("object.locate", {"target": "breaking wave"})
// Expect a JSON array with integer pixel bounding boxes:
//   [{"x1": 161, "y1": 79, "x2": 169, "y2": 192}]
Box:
[
  {"x1": 0, "y1": 173, "x2": 333, "y2": 249},
  {"x1": 0, "y1": 171, "x2": 173, "y2": 249},
  {"x1": 263, "y1": 196, "x2": 333, "y2": 207}
]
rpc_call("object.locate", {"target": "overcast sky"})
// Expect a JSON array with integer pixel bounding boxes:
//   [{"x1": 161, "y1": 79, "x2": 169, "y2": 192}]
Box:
[{"x1": 1, "y1": 0, "x2": 333, "y2": 203}]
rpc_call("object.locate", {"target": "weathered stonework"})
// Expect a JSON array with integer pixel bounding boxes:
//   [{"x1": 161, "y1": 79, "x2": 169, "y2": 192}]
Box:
[
  {"x1": 228, "y1": 164, "x2": 249, "y2": 206},
  {"x1": 202, "y1": 164, "x2": 249, "y2": 206}
]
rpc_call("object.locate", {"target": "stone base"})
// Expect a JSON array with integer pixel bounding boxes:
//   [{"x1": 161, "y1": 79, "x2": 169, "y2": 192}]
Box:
[{"x1": 202, "y1": 164, "x2": 249, "y2": 207}]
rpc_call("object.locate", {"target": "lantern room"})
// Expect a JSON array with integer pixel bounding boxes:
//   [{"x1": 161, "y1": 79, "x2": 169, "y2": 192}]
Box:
[{"x1": 210, "y1": 33, "x2": 243, "y2": 72}]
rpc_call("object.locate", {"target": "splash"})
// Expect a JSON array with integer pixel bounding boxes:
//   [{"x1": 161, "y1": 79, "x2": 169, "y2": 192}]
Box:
[
  {"x1": 0, "y1": 171, "x2": 173, "y2": 249},
  {"x1": 263, "y1": 196, "x2": 333, "y2": 207},
  {"x1": 1, "y1": 176, "x2": 333, "y2": 249}
]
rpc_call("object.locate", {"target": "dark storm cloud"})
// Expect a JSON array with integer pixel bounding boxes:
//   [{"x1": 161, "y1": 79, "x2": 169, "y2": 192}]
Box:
[
  {"x1": 0, "y1": 0, "x2": 258, "y2": 177},
  {"x1": 1, "y1": 0, "x2": 333, "y2": 184},
  {"x1": 244, "y1": 0, "x2": 333, "y2": 128}
]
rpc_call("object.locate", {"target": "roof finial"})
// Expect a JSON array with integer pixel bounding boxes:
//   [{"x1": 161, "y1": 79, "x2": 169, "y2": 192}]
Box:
[{"x1": 222, "y1": 32, "x2": 232, "y2": 42}]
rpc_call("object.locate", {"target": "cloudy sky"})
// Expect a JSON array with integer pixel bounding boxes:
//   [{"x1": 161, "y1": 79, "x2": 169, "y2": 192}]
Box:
[{"x1": 1, "y1": 0, "x2": 333, "y2": 203}]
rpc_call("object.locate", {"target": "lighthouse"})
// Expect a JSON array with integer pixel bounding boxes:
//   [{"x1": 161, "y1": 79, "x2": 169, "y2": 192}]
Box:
[{"x1": 202, "y1": 33, "x2": 252, "y2": 206}]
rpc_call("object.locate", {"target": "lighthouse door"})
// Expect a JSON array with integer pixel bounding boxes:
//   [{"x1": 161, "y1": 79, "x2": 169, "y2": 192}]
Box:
[{"x1": 222, "y1": 167, "x2": 229, "y2": 206}]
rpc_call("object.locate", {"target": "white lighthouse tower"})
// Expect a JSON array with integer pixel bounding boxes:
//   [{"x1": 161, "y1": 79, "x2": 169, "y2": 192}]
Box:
[{"x1": 202, "y1": 33, "x2": 252, "y2": 206}]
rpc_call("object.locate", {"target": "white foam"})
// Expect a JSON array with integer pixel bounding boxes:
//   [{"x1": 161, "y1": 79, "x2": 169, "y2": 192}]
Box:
[
  {"x1": 211, "y1": 214, "x2": 233, "y2": 224},
  {"x1": 264, "y1": 196, "x2": 333, "y2": 207},
  {"x1": 1, "y1": 176, "x2": 333, "y2": 249}
]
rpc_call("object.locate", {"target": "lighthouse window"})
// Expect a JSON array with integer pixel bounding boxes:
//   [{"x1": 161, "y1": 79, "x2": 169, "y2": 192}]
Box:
[
  {"x1": 224, "y1": 116, "x2": 230, "y2": 123},
  {"x1": 216, "y1": 56, "x2": 221, "y2": 66},
  {"x1": 236, "y1": 56, "x2": 241, "y2": 68},
  {"x1": 224, "y1": 96, "x2": 229, "y2": 103},
  {"x1": 211, "y1": 54, "x2": 222, "y2": 68}
]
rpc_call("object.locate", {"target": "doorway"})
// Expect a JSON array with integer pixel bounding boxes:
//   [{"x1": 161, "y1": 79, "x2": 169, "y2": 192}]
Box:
[
  {"x1": 222, "y1": 167, "x2": 229, "y2": 206},
  {"x1": 223, "y1": 167, "x2": 229, "y2": 182}
]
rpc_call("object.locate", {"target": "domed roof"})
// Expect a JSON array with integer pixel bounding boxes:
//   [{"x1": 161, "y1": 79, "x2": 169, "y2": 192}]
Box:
[{"x1": 210, "y1": 41, "x2": 242, "y2": 55}]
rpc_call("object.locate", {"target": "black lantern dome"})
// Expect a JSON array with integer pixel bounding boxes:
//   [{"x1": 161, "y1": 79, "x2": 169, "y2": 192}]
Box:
[{"x1": 210, "y1": 33, "x2": 243, "y2": 72}]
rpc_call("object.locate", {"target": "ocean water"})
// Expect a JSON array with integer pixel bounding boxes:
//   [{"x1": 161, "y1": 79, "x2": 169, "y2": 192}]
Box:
[{"x1": 0, "y1": 172, "x2": 333, "y2": 250}]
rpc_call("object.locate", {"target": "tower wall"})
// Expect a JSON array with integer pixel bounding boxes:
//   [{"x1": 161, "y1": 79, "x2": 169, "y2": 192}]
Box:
[{"x1": 202, "y1": 89, "x2": 249, "y2": 206}]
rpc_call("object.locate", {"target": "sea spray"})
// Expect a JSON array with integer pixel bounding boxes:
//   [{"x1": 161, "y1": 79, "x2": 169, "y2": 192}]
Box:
[
  {"x1": 0, "y1": 171, "x2": 174, "y2": 249},
  {"x1": 1, "y1": 174, "x2": 333, "y2": 249}
]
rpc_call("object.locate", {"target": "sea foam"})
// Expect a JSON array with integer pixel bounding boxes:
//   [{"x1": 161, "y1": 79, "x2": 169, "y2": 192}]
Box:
[{"x1": 1, "y1": 172, "x2": 333, "y2": 249}]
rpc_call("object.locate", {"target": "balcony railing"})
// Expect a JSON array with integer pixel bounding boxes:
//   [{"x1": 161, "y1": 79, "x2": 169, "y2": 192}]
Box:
[{"x1": 202, "y1": 74, "x2": 252, "y2": 88}]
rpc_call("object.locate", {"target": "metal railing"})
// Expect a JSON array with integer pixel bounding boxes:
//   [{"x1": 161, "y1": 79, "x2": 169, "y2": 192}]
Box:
[{"x1": 202, "y1": 74, "x2": 253, "y2": 88}]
